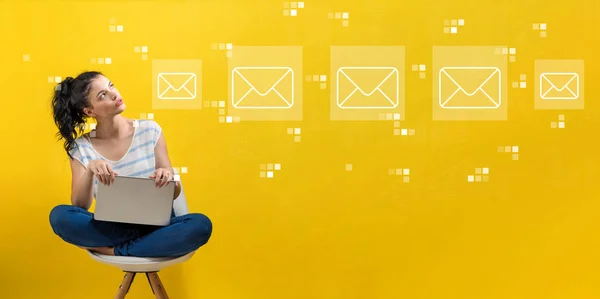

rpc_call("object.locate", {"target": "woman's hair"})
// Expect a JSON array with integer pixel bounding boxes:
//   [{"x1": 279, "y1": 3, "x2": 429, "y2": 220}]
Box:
[{"x1": 51, "y1": 71, "x2": 103, "y2": 159}]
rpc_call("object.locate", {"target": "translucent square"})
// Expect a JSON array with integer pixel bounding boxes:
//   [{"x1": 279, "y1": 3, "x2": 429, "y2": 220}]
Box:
[
  {"x1": 105, "y1": 58, "x2": 112, "y2": 64},
  {"x1": 443, "y1": 27, "x2": 450, "y2": 33},
  {"x1": 116, "y1": 25, "x2": 123, "y2": 32},
  {"x1": 267, "y1": 163, "x2": 273, "y2": 170},
  {"x1": 294, "y1": 128, "x2": 301, "y2": 134},
  {"x1": 394, "y1": 113, "x2": 401, "y2": 120},
  {"x1": 475, "y1": 167, "x2": 481, "y2": 174},
  {"x1": 498, "y1": 146, "x2": 505, "y2": 152},
  {"x1": 140, "y1": 113, "x2": 147, "y2": 119},
  {"x1": 226, "y1": 50, "x2": 233, "y2": 58},
  {"x1": 328, "y1": 12, "x2": 334, "y2": 19},
  {"x1": 401, "y1": 129, "x2": 408, "y2": 135},
  {"x1": 294, "y1": 136, "x2": 301, "y2": 142},
  {"x1": 233, "y1": 116, "x2": 241, "y2": 123},
  {"x1": 509, "y1": 56, "x2": 516, "y2": 62},
  {"x1": 342, "y1": 20, "x2": 349, "y2": 26},
  {"x1": 386, "y1": 113, "x2": 393, "y2": 120},
  {"x1": 320, "y1": 82, "x2": 327, "y2": 89},
  {"x1": 345, "y1": 164, "x2": 352, "y2": 171},
  {"x1": 260, "y1": 171, "x2": 266, "y2": 178},
  {"x1": 450, "y1": 27, "x2": 457, "y2": 34},
  {"x1": 287, "y1": 128, "x2": 294, "y2": 134},
  {"x1": 540, "y1": 31, "x2": 546, "y2": 37},
  {"x1": 320, "y1": 75, "x2": 327, "y2": 82},
  {"x1": 468, "y1": 175, "x2": 474, "y2": 182},
  {"x1": 89, "y1": 123, "x2": 97, "y2": 130},
  {"x1": 219, "y1": 101, "x2": 225, "y2": 107},
  {"x1": 550, "y1": 121, "x2": 557, "y2": 128},
  {"x1": 297, "y1": 2, "x2": 304, "y2": 8},
  {"x1": 403, "y1": 168, "x2": 410, "y2": 175},
  {"x1": 226, "y1": 43, "x2": 233, "y2": 50},
  {"x1": 450, "y1": 19, "x2": 457, "y2": 26},
  {"x1": 218, "y1": 116, "x2": 225, "y2": 123},
  {"x1": 54, "y1": 76, "x2": 62, "y2": 83},
  {"x1": 408, "y1": 129, "x2": 415, "y2": 136},
  {"x1": 134, "y1": 46, "x2": 140, "y2": 53},
  {"x1": 483, "y1": 175, "x2": 489, "y2": 182},
  {"x1": 388, "y1": 169, "x2": 395, "y2": 175},
  {"x1": 211, "y1": 101, "x2": 218, "y2": 107},
  {"x1": 512, "y1": 82, "x2": 519, "y2": 88},
  {"x1": 290, "y1": 2, "x2": 297, "y2": 8},
  {"x1": 393, "y1": 129, "x2": 401, "y2": 135},
  {"x1": 444, "y1": 19, "x2": 450, "y2": 26},
  {"x1": 23, "y1": 54, "x2": 30, "y2": 62},
  {"x1": 218, "y1": 43, "x2": 225, "y2": 50},
  {"x1": 48, "y1": 76, "x2": 55, "y2": 83},
  {"x1": 141, "y1": 54, "x2": 148, "y2": 60},
  {"x1": 260, "y1": 164, "x2": 266, "y2": 170},
  {"x1": 226, "y1": 116, "x2": 233, "y2": 123},
  {"x1": 540, "y1": 23, "x2": 546, "y2": 30},
  {"x1": 412, "y1": 64, "x2": 418, "y2": 71},
  {"x1": 97, "y1": 58, "x2": 104, "y2": 64},
  {"x1": 90, "y1": 58, "x2": 97, "y2": 64},
  {"x1": 520, "y1": 74, "x2": 526, "y2": 80},
  {"x1": 501, "y1": 47, "x2": 509, "y2": 54},
  {"x1": 274, "y1": 164, "x2": 281, "y2": 170},
  {"x1": 520, "y1": 82, "x2": 526, "y2": 88},
  {"x1": 211, "y1": 43, "x2": 218, "y2": 50},
  {"x1": 90, "y1": 131, "x2": 96, "y2": 137},
  {"x1": 505, "y1": 146, "x2": 511, "y2": 152},
  {"x1": 311, "y1": 75, "x2": 318, "y2": 82},
  {"x1": 393, "y1": 121, "x2": 400, "y2": 127},
  {"x1": 558, "y1": 114, "x2": 565, "y2": 121},
  {"x1": 534, "y1": 59, "x2": 584, "y2": 110},
  {"x1": 509, "y1": 48, "x2": 516, "y2": 54},
  {"x1": 475, "y1": 175, "x2": 482, "y2": 182},
  {"x1": 419, "y1": 72, "x2": 426, "y2": 79},
  {"x1": 482, "y1": 167, "x2": 489, "y2": 174},
  {"x1": 218, "y1": 108, "x2": 226, "y2": 115},
  {"x1": 342, "y1": 12, "x2": 349, "y2": 19},
  {"x1": 109, "y1": 25, "x2": 116, "y2": 32},
  {"x1": 174, "y1": 174, "x2": 181, "y2": 181},
  {"x1": 141, "y1": 46, "x2": 148, "y2": 53},
  {"x1": 283, "y1": 1, "x2": 289, "y2": 8},
  {"x1": 181, "y1": 167, "x2": 188, "y2": 173},
  {"x1": 290, "y1": 9, "x2": 297, "y2": 16},
  {"x1": 558, "y1": 121, "x2": 565, "y2": 128},
  {"x1": 512, "y1": 154, "x2": 519, "y2": 160},
  {"x1": 335, "y1": 12, "x2": 342, "y2": 19},
  {"x1": 458, "y1": 19, "x2": 465, "y2": 26},
  {"x1": 533, "y1": 23, "x2": 539, "y2": 30},
  {"x1": 419, "y1": 64, "x2": 426, "y2": 71},
  {"x1": 395, "y1": 169, "x2": 402, "y2": 175},
  {"x1": 305, "y1": 75, "x2": 312, "y2": 82},
  {"x1": 512, "y1": 146, "x2": 518, "y2": 153},
  {"x1": 403, "y1": 176, "x2": 410, "y2": 183}
]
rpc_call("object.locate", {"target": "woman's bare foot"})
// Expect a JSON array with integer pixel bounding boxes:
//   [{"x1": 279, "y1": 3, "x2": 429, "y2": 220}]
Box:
[{"x1": 79, "y1": 246, "x2": 115, "y2": 256}]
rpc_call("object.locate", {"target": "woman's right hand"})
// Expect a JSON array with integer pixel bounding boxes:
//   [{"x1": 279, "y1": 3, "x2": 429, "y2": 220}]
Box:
[{"x1": 87, "y1": 159, "x2": 117, "y2": 186}]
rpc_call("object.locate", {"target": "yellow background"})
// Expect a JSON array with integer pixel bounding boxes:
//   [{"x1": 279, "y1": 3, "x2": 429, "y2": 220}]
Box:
[{"x1": 1, "y1": 0, "x2": 599, "y2": 298}]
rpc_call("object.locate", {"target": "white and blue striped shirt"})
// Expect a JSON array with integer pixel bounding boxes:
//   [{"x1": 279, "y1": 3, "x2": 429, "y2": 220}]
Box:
[{"x1": 69, "y1": 119, "x2": 162, "y2": 198}]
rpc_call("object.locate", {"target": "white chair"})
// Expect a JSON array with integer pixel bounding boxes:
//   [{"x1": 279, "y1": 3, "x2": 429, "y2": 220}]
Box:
[{"x1": 87, "y1": 183, "x2": 195, "y2": 299}]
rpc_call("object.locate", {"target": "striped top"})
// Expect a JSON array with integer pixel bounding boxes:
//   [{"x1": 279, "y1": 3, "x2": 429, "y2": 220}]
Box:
[{"x1": 69, "y1": 119, "x2": 162, "y2": 199}]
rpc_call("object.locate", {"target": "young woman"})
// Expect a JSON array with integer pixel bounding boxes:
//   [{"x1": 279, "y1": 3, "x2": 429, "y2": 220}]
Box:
[{"x1": 49, "y1": 71, "x2": 212, "y2": 257}]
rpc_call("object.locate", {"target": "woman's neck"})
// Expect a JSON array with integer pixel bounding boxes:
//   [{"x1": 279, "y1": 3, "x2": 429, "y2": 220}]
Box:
[{"x1": 94, "y1": 115, "x2": 132, "y2": 139}]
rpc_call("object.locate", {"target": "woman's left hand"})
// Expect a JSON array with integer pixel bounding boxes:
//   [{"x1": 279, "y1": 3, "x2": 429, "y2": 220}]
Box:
[{"x1": 149, "y1": 168, "x2": 173, "y2": 188}]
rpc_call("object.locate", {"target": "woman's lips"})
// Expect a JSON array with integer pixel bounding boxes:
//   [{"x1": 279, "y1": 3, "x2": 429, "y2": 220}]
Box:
[{"x1": 115, "y1": 99, "x2": 123, "y2": 107}]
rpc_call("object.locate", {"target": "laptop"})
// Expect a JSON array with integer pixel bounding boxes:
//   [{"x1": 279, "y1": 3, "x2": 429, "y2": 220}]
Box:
[{"x1": 94, "y1": 175, "x2": 175, "y2": 226}]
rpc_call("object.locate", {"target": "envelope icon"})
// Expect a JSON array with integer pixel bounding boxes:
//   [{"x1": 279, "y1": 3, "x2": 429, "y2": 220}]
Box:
[
  {"x1": 336, "y1": 66, "x2": 399, "y2": 109},
  {"x1": 231, "y1": 66, "x2": 294, "y2": 109},
  {"x1": 439, "y1": 66, "x2": 501, "y2": 109},
  {"x1": 157, "y1": 72, "x2": 197, "y2": 100},
  {"x1": 540, "y1": 72, "x2": 579, "y2": 100}
]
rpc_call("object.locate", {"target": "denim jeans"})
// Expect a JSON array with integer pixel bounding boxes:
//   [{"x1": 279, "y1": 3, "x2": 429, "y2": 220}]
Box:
[{"x1": 49, "y1": 204, "x2": 213, "y2": 257}]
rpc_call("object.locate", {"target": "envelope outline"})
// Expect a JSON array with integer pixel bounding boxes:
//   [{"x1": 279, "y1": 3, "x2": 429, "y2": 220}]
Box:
[
  {"x1": 231, "y1": 66, "x2": 294, "y2": 109},
  {"x1": 539, "y1": 72, "x2": 579, "y2": 100},
  {"x1": 336, "y1": 66, "x2": 399, "y2": 109},
  {"x1": 157, "y1": 72, "x2": 197, "y2": 100},
  {"x1": 438, "y1": 66, "x2": 501, "y2": 109}
]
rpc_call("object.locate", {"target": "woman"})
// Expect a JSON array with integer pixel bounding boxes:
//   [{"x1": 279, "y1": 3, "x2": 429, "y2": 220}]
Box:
[{"x1": 49, "y1": 71, "x2": 212, "y2": 257}]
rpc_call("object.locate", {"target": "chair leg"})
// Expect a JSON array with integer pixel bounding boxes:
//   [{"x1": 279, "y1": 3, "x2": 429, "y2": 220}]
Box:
[
  {"x1": 115, "y1": 272, "x2": 136, "y2": 299},
  {"x1": 146, "y1": 272, "x2": 169, "y2": 299}
]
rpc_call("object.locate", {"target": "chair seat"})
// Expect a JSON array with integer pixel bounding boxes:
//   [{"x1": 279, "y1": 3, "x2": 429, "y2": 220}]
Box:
[{"x1": 87, "y1": 250, "x2": 196, "y2": 272}]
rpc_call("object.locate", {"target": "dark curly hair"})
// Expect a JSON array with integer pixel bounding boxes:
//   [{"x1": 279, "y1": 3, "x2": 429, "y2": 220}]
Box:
[{"x1": 51, "y1": 71, "x2": 103, "y2": 159}]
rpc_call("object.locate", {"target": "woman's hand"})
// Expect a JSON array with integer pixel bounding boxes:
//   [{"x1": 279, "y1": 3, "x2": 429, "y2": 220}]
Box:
[
  {"x1": 149, "y1": 168, "x2": 173, "y2": 188},
  {"x1": 87, "y1": 159, "x2": 117, "y2": 186}
]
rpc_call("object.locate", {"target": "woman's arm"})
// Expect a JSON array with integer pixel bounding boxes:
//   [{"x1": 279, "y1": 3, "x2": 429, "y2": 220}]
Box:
[
  {"x1": 154, "y1": 132, "x2": 181, "y2": 200},
  {"x1": 70, "y1": 159, "x2": 95, "y2": 210}
]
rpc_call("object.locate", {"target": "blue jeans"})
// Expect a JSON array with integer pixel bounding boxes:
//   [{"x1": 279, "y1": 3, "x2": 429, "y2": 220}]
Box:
[{"x1": 49, "y1": 204, "x2": 212, "y2": 257}]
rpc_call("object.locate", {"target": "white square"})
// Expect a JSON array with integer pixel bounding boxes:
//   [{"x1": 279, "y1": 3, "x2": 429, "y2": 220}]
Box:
[
  {"x1": 519, "y1": 82, "x2": 526, "y2": 88},
  {"x1": 468, "y1": 175, "x2": 474, "y2": 182},
  {"x1": 181, "y1": 167, "x2": 188, "y2": 173},
  {"x1": 54, "y1": 76, "x2": 62, "y2": 83},
  {"x1": 226, "y1": 116, "x2": 233, "y2": 123},
  {"x1": 393, "y1": 113, "x2": 401, "y2": 120},
  {"x1": 512, "y1": 146, "x2": 519, "y2": 153},
  {"x1": 90, "y1": 123, "x2": 97, "y2": 130},
  {"x1": 540, "y1": 23, "x2": 546, "y2": 30},
  {"x1": 267, "y1": 171, "x2": 274, "y2": 178},
  {"x1": 419, "y1": 64, "x2": 426, "y2": 71},
  {"x1": 147, "y1": 113, "x2": 154, "y2": 120},
  {"x1": 401, "y1": 129, "x2": 408, "y2": 136},
  {"x1": 298, "y1": 2, "x2": 304, "y2": 8},
  {"x1": 274, "y1": 163, "x2": 281, "y2": 170},
  {"x1": 509, "y1": 48, "x2": 516, "y2": 54},
  {"x1": 226, "y1": 43, "x2": 233, "y2": 50},
  {"x1": 23, "y1": 54, "x2": 30, "y2": 62},
  {"x1": 342, "y1": 12, "x2": 349, "y2": 19},
  {"x1": 219, "y1": 101, "x2": 225, "y2": 107},
  {"x1": 558, "y1": 121, "x2": 565, "y2": 128},
  {"x1": 116, "y1": 25, "x2": 123, "y2": 32},
  {"x1": 141, "y1": 46, "x2": 148, "y2": 53},
  {"x1": 458, "y1": 19, "x2": 465, "y2": 26},
  {"x1": 294, "y1": 128, "x2": 301, "y2": 134},
  {"x1": 482, "y1": 167, "x2": 489, "y2": 174},
  {"x1": 320, "y1": 75, "x2": 327, "y2": 82},
  {"x1": 403, "y1": 168, "x2": 410, "y2": 175},
  {"x1": 290, "y1": 9, "x2": 297, "y2": 16},
  {"x1": 173, "y1": 174, "x2": 181, "y2": 181},
  {"x1": 450, "y1": 27, "x2": 457, "y2": 34},
  {"x1": 105, "y1": 58, "x2": 112, "y2": 64}
]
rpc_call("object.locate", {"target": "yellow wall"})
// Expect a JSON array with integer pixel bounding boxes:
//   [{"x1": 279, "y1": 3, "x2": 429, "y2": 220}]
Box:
[{"x1": 1, "y1": 0, "x2": 599, "y2": 298}]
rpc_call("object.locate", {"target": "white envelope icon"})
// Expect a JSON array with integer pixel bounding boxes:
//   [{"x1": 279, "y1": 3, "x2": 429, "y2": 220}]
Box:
[
  {"x1": 157, "y1": 72, "x2": 197, "y2": 100},
  {"x1": 439, "y1": 66, "x2": 501, "y2": 109},
  {"x1": 336, "y1": 66, "x2": 399, "y2": 109},
  {"x1": 540, "y1": 72, "x2": 579, "y2": 100},
  {"x1": 231, "y1": 66, "x2": 294, "y2": 109}
]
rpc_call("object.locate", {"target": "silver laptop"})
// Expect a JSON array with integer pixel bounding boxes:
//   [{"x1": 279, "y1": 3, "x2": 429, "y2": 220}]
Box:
[{"x1": 94, "y1": 175, "x2": 175, "y2": 226}]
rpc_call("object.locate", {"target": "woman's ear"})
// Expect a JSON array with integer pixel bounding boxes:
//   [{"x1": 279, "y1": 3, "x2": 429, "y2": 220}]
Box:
[{"x1": 83, "y1": 107, "x2": 94, "y2": 117}]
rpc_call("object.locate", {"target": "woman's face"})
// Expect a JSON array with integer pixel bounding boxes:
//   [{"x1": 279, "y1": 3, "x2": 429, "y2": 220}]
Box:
[{"x1": 85, "y1": 75, "x2": 126, "y2": 118}]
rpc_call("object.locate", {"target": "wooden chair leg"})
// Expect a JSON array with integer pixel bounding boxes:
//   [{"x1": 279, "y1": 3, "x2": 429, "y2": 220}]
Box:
[
  {"x1": 115, "y1": 272, "x2": 136, "y2": 299},
  {"x1": 146, "y1": 272, "x2": 169, "y2": 299}
]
